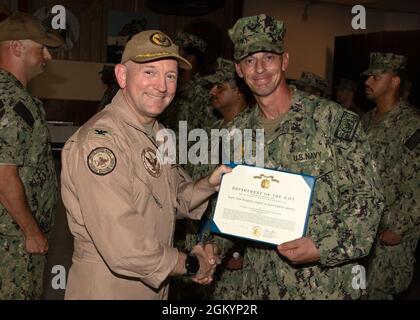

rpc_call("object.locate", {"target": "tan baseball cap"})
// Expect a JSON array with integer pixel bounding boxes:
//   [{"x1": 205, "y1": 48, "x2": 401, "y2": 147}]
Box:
[
  {"x1": 0, "y1": 11, "x2": 64, "y2": 47},
  {"x1": 121, "y1": 30, "x2": 192, "y2": 70}
]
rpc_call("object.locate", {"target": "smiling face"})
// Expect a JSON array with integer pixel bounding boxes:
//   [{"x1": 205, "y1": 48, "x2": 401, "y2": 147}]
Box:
[
  {"x1": 116, "y1": 59, "x2": 178, "y2": 123},
  {"x1": 235, "y1": 51, "x2": 288, "y2": 98}
]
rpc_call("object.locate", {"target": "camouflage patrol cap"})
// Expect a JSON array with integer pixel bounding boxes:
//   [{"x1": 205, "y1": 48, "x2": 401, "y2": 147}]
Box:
[
  {"x1": 362, "y1": 52, "x2": 406, "y2": 76},
  {"x1": 336, "y1": 78, "x2": 358, "y2": 92},
  {"x1": 121, "y1": 30, "x2": 192, "y2": 70},
  {"x1": 292, "y1": 71, "x2": 327, "y2": 93},
  {"x1": 203, "y1": 58, "x2": 237, "y2": 85},
  {"x1": 0, "y1": 11, "x2": 63, "y2": 47},
  {"x1": 228, "y1": 14, "x2": 286, "y2": 61},
  {"x1": 174, "y1": 31, "x2": 207, "y2": 54}
]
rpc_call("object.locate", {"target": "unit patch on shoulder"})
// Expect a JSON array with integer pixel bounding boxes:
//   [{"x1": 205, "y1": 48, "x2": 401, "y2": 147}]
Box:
[
  {"x1": 87, "y1": 147, "x2": 116, "y2": 175},
  {"x1": 334, "y1": 111, "x2": 360, "y2": 141},
  {"x1": 88, "y1": 128, "x2": 113, "y2": 141},
  {"x1": 405, "y1": 129, "x2": 420, "y2": 151}
]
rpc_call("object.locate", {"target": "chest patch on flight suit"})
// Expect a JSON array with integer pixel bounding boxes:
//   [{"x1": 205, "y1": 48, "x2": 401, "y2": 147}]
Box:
[
  {"x1": 13, "y1": 101, "x2": 34, "y2": 128},
  {"x1": 334, "y1": 111, "x2": 359, "y2": 141},
  {"x1": 142, "y1": 147, "x2": 162, "y2": 178},
  {"x1": 405, "y1": 129, "x2": 420, "y2": 151},
  {"x1": 87, "y1": 147, "x2": 116, "y2": 175}
]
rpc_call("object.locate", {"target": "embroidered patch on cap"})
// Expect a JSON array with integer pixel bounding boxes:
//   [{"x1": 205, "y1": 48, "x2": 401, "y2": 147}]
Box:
[
  {"x1": 405, "y1": 129, "x2": 420, "y2": 151},
  {"x1": 150, "y1": 32, "x2": 171, "y2": 47},
  {"x1": 87, "y1": 147, "x2": 116, "y2": 175},
  {"x1": 142, "y1": 147, "x2": 162, "y2": 178},
  {"x1": 335, "y1": 111, "x2": 359, "y2": 141}
]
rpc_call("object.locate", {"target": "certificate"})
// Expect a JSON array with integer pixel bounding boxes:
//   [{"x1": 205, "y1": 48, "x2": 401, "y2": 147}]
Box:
[{"x1": 211, "y1": 164, "x2": 316, "y2": 245}]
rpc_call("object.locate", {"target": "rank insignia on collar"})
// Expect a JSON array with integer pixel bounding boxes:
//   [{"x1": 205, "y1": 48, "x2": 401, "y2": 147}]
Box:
[{"x1": 87, "y1": 147, "x2": 116, "y2": 175}]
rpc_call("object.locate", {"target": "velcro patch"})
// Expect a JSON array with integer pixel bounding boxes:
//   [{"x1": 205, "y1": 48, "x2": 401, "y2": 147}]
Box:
[
  {"x1": 405, "y1": 129, "x2": 420, "y2": 151},
  {"x1": 335, "y1": 111, "x2": 359, "y2": 142},
  {"x1": 87, "y1": 147, "x2": 116, "y2": 175},
  {"x1": 13, "y1": 102, "x2": 34, "y2": 128},
  {"x1": 0, "y1": 100, "x2": 4, "y2": 119}
]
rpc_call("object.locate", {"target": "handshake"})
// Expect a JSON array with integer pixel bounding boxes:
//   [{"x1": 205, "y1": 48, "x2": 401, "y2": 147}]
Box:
[{"x1": 172, "y1": 242, "x2": 221, "y2": 285}]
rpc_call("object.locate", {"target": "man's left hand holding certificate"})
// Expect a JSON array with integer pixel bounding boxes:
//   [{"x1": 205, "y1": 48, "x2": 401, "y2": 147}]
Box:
[{"x1": 211, "y1": 165, "x2": 317, "y2": 260}]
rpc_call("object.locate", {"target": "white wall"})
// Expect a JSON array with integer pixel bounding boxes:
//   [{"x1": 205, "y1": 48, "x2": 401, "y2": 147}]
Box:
[{"x1": 243, "y1": 0, "x2": 420, "y2": 91}]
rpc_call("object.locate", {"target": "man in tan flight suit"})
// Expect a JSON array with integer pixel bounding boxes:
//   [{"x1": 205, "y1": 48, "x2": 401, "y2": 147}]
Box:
[{"x1": 61, "y1": 30, "x2": 229, "y2": 300}]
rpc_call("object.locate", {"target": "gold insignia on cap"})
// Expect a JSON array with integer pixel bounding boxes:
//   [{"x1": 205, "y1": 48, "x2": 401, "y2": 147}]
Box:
[
  {"x1": 150, "y1": 32, "x2": 171, "y2": 47},
  {"x1": 142, "y1": 147, "x2": 162, "y2": 178},
  {"x1": 87, "y1": 147, "x2": 116, "y2": 176}
]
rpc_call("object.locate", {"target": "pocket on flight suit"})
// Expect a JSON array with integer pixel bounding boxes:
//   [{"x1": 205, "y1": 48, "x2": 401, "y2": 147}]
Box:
[{"x1": 132, "y1": 170, "x2": 163, "y2": 210}]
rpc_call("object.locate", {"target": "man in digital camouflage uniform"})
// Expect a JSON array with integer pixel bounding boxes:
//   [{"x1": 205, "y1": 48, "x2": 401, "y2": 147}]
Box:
[
  {"x1": 362, "y1": 52, "x2": 420, "y2": 300},
  {"x1": 159, "y1": 31, "x2": 217, "y2": 133},
  {"x1": 335, "y1": 78, "x2": 364, "y2": 116},
  {"x1": 0, "y1": 12, "x2": 63, "y2": 299},
  {"x1": 176, "y1": 57, "x2": 252, "y2": 299},
  {"x1": 209, "y1": 14, "x2": 384, "y2": 300},
  {"x1": 291, "y1": 71, "x2": 328, "y2": 97}
]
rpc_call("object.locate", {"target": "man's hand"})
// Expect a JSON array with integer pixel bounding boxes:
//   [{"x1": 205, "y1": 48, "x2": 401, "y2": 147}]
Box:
[
  {"x1": 190, "y1": 165, "x2": 232, "y2": 210},
  {"x1": 277, "y1": 237, "x2": 320, "y2": 265},
  {"x1": 380, "y1": 230, "x2": 402, "y2": 246},
  {"x1": 190, "y1": 242, "x2": 221, "y2": 285},
  {"x1": 25, "y1": 229, "x2": 48, "y2": 254},
  {"x1": 207, "y1": 165, "x2": 232, "y2": 192}
]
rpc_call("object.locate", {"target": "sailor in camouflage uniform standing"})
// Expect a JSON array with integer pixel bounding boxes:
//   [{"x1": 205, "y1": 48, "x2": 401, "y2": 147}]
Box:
[
  {"x1": 362, "y1": 52, "x2": 420, "y2": 299},
  {"x1": 291, "y1": 71, "x2": 328, "y2": 97},
  {"x1": 0, "y1": 12, "x2": 63, "y2": 299},
  {"x1": 178, "y1": 58, "x2": 252, "y2": 299},
  {"x1": 159, "y1": 31, "x2": 217, "y2": 133},
  {"x1": 210, "y1": 14, "x2": 384, "y2": 299}
]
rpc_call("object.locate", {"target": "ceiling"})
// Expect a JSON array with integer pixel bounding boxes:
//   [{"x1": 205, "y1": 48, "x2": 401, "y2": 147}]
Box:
[{"x1": 296, "y1": 0, "x2": 420, "y2": 14}]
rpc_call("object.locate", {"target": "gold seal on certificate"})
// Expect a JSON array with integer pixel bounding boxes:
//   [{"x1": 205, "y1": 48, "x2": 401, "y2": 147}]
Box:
[{"x1": 211, "y1": 164, "x2": 316, "y2": 245}]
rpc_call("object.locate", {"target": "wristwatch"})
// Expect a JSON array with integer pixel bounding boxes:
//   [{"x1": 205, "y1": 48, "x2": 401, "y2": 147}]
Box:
[{"x1": 185, "y1": 253, "x2": 200, "y2": 276}]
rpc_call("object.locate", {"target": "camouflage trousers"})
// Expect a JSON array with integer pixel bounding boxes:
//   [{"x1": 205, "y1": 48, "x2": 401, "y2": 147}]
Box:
[
  {"x1": 0, "y1": 235, "x2": 46, "y2": 300},
  {"x1": 366, "y1": 242, "x2": 416, "y2": 300},
  {"x1": 212, "y1": 269, "x2": 243, "y2": 300}
]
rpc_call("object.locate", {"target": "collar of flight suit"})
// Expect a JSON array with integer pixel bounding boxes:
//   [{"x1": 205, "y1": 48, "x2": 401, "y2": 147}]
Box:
[{"x1": 107, "y1": 89, "x2": 162, "y2": 141}]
